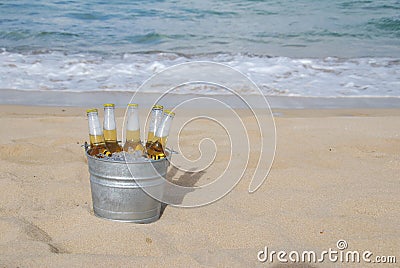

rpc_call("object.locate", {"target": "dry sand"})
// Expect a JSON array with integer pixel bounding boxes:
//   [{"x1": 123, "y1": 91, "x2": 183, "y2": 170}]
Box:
[{"x1": 0, "y1": 105, "x2": 399, "y2": 267}]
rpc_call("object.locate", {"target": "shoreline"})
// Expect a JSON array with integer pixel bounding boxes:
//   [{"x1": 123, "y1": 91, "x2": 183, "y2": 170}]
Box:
[
  {"x1": 2, "y1": 105, "x2": 400, "y2": 119},
  {"x1": 1, "y1": 89, "x2": 400, "y2": 109}
]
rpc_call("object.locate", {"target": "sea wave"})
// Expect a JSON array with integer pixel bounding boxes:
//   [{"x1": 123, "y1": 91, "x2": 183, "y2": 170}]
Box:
[{"x1": 0, "y1": 49, "x2": 399, "y2": 98}]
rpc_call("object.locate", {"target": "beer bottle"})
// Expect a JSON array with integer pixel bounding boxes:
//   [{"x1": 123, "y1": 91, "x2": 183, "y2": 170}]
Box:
[
  {"x1": 123, "y1": 103, "x2": 144, "y2": 153},
  {"x1": 86, "y1": 108, "x2": 111, "y2": 157},
  {"x1": 103, "y1": 103, "x2": 122, "y2": 153},
  {"x1": 145, "y1": 104, "x2": 163, "y2": 149},
  {"x1": 147, "y1": 109, "x2": 175, "y2": 160}
]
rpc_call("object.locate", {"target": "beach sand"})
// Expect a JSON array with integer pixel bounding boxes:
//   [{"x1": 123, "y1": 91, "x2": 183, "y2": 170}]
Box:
[{"x1": 0, "y1": 105, "x2": 399, "y2": 267}]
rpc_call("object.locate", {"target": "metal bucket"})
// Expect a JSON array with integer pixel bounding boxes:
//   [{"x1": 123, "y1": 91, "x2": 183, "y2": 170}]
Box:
[{"x1": 86, "y1": 150, "x2": 169, "y2": 223}]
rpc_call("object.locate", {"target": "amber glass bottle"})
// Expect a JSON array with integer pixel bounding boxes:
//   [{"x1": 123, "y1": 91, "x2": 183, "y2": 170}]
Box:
[
  {"x1": 145, "y1": 104, "x2": 163, "y2": 149},
  {"x1": 123, "y1": 103, "x2": 144, "y2": 153},
  {"x1": 147, "y1": 109, "x2": 175, "y2": 160},
  {"x1": 87, "y1": 108, "x2": 111, "y2": 157}
]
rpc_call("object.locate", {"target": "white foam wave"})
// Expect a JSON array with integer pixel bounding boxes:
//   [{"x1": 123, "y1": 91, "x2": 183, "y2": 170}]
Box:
[{"x1": 0, "y1": 50, "x2": 399, "y2": 97}]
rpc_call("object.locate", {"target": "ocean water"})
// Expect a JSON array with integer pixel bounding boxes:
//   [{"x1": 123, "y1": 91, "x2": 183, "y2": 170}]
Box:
[{"x1": 1, "y1": 0, "x2": 399, "y2": 100}]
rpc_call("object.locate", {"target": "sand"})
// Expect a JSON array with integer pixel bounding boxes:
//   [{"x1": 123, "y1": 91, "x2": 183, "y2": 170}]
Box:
[{"x1": 0, "y1": 105, "x2": 399, "y2": 267}]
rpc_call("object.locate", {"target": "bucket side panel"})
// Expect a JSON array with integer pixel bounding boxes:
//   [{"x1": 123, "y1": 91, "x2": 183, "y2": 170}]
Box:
[{"x1": 90, "y1": 175, "x2": 163, "y2": 222}]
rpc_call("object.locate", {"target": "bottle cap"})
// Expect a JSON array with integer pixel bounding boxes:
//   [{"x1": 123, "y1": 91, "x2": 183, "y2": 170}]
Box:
[
  {"x1": 86, "y1": 108, "x2": 98, "y2": 114},
  {"x1": 153, "y1": 104, "x2": 163, "y2": 110},
  {"x1": 103, "y1": 103, "x2": 115, "y2": 107},
  {"x1": 164, "y1": 109, "x2": 175, "y2": 116},
  {"x1": 128, "y1": 103, "x2": 139, "y2": 107}
]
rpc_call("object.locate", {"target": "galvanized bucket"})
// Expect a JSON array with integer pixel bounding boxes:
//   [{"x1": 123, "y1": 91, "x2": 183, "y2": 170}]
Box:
[{"x1": 86, "y1": 149, "x2": 170, "y2": 223}]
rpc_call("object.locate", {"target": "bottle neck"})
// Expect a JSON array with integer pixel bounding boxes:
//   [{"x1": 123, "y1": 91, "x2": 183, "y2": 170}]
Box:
[
  {"x1": 103, "y1": 107, "x2": 116, "y2": 131},
  {"x1": 126, "y1": 107, "x2": 140, "y2": 141},
  {"x1": 103, "y1": 107, "x2": 118, "y2": 142},
  {"x1": 88, "y1": 113, "x2": 103, "y2": 136},
  {"x1": 155, "y1": 114, "x2": 173, "y2": 139},
  {"x1": 148, "y1": 108, "x2": 163, "y2": 137},
  {"x1": 87, "y1": 112, "x2": 105, "y2": 145}
]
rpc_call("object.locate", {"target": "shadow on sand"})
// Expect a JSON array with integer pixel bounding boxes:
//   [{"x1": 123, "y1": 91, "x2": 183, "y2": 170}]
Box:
[{"x1": 160, "y1": 166, "x2": 206, "y2": 216}]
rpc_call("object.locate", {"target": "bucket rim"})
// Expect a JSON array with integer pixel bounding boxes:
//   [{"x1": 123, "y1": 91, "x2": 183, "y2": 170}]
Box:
[{"x1": 85, "y1": 148, "x2": 172, "y2": 164}]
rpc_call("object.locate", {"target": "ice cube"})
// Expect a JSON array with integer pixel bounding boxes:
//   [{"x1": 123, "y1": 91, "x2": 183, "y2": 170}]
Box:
[
  {"x1": 123, "y1": 150, "x2": 148, "y2": 162},
  {"x1": 111, "y1": 152, "x2": 125, "y2": 162}
]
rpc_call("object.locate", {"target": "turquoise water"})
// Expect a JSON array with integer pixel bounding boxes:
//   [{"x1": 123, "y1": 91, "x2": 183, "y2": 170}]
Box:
[
  {"x1": 1, "y1": 0, "x2": 399, "y2": 57},
  {"x1": 0, "y1": 0, "x2": 399, "y2": 98}
]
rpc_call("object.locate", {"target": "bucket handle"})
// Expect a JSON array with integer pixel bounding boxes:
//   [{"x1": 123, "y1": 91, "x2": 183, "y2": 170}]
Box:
[{"x1": 82, "y1": 141, "x2": 89, "y2": 152}]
